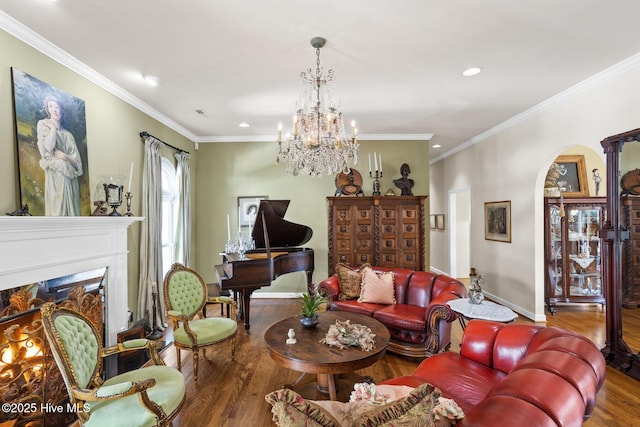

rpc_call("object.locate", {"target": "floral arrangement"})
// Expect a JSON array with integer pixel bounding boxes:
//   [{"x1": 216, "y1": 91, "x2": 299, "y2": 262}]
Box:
[
  {"x1": 320, "y1": 319, "x2": 376, "y2": 351},
  {"x1": 349, "y1": 382, "x2": 389, "y2": 405},
  {"x1": 433, "y1": 397, "x2": 465, "y2": 424}
]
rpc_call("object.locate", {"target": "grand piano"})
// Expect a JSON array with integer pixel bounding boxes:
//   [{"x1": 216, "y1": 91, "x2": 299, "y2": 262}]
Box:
[{"x1": 214, "y1": 200, "x2": 314, "y2": 330}]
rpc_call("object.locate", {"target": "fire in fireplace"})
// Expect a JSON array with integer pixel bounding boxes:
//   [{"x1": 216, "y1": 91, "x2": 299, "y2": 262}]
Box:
[{"x1": 0, "y1": 269, "x2": 105, "y2": 427}]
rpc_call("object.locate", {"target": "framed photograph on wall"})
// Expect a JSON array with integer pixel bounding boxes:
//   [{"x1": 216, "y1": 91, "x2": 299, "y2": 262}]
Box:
[
  {"x1": 553, "y1": 155, "x2": 589, "y2": 197},
  {"x1": 238, "y1": 196, "x2": 267, "y2": 227},
  {"x1": 484, "y1": 201, "x2": 511, "y2": 243},
  {"x1": 436, "y1": 214, "x2": 445, "y2": 230},
  {"x1": 430, "y1": 214, "x2": 436, "y2": 230},
  {"x1": 11, "y1": 68, "x2": 91, "y2": 216}
]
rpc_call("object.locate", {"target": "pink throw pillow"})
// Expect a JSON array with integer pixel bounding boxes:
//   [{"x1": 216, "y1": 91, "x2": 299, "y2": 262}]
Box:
[{"x1": 358, "y1": 267, "x2": 396, "y2": 304}]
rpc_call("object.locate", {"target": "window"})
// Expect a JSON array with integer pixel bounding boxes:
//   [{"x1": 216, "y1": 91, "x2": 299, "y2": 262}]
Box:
[{"x1": 161, "y1": 157, "x2": 178, "y2": 278}]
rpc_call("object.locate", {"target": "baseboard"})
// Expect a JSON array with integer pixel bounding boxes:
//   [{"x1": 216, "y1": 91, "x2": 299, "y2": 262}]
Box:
[
  {"x1": 251, "y1": 292, "x2": 299, "y2": 299},
  {"x1": 482, "y1": 290, "x2": 543, "y2": 322}
]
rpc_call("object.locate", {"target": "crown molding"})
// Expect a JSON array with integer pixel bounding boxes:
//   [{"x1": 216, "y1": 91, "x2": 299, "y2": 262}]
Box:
[{"x1": 430, "y1": 51, "x2": 640, "y2": 164}]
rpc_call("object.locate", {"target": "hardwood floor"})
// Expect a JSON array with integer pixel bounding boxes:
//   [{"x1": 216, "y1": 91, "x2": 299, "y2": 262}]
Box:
[{"x1": 159, "y1": 299, "x2": 640, "y2": 427}]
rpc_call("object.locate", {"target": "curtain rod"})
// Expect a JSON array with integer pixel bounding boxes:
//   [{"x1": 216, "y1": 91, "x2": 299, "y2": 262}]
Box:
[{"x1": 139, "y1": 131, "x2": 190, "y2": 154}]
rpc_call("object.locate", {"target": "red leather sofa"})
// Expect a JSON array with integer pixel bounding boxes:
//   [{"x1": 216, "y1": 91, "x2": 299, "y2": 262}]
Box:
[
  {"x1": 317, "y1": 267, "x2": 467, "y2": 357},
  {"x1": 380, "y1": 319, "x2": 607, "y2": 426}
]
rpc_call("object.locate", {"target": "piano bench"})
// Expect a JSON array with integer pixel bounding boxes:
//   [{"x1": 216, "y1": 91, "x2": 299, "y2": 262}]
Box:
[{"x1": 204, "y1": 283, "x2": 232, "y2": 318}]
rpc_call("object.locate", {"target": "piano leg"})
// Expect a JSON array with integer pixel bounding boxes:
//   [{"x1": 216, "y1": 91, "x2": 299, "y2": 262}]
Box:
[
  {"x1": 306, "y1": 270, "x2": 315, "y2": 296},
  {"x1": 238, "y1": 288, "x2": 257, "y2": 331}
]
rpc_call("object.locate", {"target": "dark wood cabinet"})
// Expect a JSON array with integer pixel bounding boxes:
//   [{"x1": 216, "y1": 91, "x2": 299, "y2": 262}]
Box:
[
  {"x1": 544, "y1": 197, "x2": 606, "y2": 313},
  {"x1": 327, "y1": 196, "x2": 427, "y2": 273},
  {"x1": 622, "y1": 195, "x2": 640, "y2": 308}
]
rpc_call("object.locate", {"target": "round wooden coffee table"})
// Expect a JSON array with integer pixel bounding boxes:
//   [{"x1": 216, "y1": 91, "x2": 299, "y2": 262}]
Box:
[{"x1": 264, "y1": 311, "x2": 390, "y2": 401}]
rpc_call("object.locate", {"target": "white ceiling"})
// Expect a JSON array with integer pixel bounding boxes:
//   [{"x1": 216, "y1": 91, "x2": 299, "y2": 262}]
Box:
[{"x1": 2, "y1": 1, "x2": 640, "y2": 160}]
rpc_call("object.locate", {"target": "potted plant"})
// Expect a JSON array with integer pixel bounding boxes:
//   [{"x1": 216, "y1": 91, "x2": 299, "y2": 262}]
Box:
[{"x1": 299, "y1": 292, "x2": 327, "y2": 328}]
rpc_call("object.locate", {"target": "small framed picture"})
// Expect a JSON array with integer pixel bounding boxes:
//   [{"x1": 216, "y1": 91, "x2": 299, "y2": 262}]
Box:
[
  {"x1": 436, "y1": 214, "x2": 445, "y2": 230},
  {"x1": 484, "y1": 201, "x2": 511, "y2": 242},
  {"x1": 430, "y1": 214, "x2": 436, "y2": 230},
  {"x1": 551, "y1": 155, "x2": 589, "y2": 197},
  {"x1": 238, "y1": 196, "x2": 267, "y2": 227}
]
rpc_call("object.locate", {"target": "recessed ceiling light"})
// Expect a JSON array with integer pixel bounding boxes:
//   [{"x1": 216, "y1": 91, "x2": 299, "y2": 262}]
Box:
[
  {"x1": 143, "y1": 75, "x2": 160, "y2": 86},
  {"x1": 432, "y1": 144, "x2": 442, "y2": 148},
  {"x1": 239, "y1": 122, "x2": 250, "y2": 128},
  {"x1": 462, "y1": 67, "x2": 482, "y2": 77}
]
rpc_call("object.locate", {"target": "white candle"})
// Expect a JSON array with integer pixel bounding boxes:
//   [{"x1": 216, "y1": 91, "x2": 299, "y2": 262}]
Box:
[
  {"x1": 277, "y1": 123, "x2": 282, "y2": 142},
  {"x1": 127, "y1": 162, "x2": 133, "y2": 193},
  {"x1": 374, "y1": 152, "x2": 378, "y2": 171},
  {"x1": 227, "y1": 214, "x2": 231, "y2": 241},
  {"x1": 368, "y1": 154, "x2": 372, "y2": 173},
  {"x1": 379, "y1": 153, "x2": 382, "y2": 172}
]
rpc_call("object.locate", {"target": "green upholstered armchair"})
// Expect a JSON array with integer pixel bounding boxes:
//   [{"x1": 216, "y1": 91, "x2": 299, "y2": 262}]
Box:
[
  {"x1": 163, "y1": 263, "x2": 237, "y2": 381},
  {"x1": 40, "y1": 302, "x2": 185, "y2": 427}
]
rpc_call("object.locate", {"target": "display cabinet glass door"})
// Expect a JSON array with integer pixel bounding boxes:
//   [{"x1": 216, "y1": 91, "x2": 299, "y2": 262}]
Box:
[
  {"x1": 545, "y1": 197, "x2": 606, "y2": 313},
  {"x1": 565, "y1": 206, "x2": 602, "y2": 297}
]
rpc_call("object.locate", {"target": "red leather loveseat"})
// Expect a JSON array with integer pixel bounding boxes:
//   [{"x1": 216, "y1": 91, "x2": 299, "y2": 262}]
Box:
[
  {"x1": 317, "y1": 266, "x2": 466, "y2": 357},
  {"x1": 380, "y1": 319, "x2": 607, "y2": 426}
]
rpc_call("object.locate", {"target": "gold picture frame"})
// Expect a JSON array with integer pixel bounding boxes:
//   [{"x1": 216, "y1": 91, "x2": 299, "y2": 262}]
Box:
[
  {"x1": 429, "y1": 214, "x2": 436, "y2": 230},
  {"x1": 553, "y1": 155, "x2": 589, "y2": 197},
  {"x1": 436, "y1": 214, "x2": 445, "y2": 230},
  {"x1": 484, "y1": 201, "x2": 511, "y2": 243}
]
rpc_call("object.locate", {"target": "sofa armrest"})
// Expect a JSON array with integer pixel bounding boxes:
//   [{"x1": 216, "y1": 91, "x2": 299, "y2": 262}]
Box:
[
  {"x1": 418, "y1": 301, "x2": 460, "y2": 354},
  {"x1": 317, "y1": 275, "x2": 339, "y2": 302}
]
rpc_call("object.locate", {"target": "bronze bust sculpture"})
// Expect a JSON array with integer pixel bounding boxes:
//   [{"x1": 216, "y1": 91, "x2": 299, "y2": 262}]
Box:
[{"x1": 393, "y1": 163, "x2": 414, "y2": 196}]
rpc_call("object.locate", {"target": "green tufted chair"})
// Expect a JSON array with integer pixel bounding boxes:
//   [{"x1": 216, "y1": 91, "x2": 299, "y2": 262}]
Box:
[
  {"x1": 40, "y1": 302, "x2": 186, "y2": 427},
  {"x1": 163, "y1": 263, "x2": 237, "y2": 381}
]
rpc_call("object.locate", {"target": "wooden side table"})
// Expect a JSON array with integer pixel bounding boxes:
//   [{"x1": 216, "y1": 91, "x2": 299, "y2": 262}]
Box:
[{"x1": 447, "y1": 298, "x2": 518, "y2": 329}]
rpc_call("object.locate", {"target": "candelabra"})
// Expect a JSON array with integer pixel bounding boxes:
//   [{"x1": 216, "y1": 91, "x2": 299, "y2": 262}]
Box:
[{"x1": 370, "y1": 170, "x2": 383, "y2": 196}]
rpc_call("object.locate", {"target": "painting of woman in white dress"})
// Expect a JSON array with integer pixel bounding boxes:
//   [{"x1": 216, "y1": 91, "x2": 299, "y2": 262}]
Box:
[{"x1": 11, "y1": 68, "x2": 90, "y2": 216}]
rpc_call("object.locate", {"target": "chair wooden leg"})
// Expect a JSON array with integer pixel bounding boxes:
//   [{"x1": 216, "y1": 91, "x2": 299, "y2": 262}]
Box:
[
  {"x1": 176, "y1": 347, "x2": 182, "y2": 371},
  {"x1": 231, "y1": 337, "x2": 236, "y2": 359},
  {"x1": 193, "y1": 349, "x2": 199, "y2": 381}
]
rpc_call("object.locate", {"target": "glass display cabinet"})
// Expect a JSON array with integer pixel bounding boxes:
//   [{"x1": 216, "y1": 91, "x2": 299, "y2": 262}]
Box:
[{"x1": 544, "y1": 197, "x2": 607, "y2": 313}]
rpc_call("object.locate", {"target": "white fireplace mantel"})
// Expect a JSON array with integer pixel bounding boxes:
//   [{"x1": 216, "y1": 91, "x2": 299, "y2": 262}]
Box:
[{"x1": 0, "y1": 216, "x2": 143, "y2": 345}]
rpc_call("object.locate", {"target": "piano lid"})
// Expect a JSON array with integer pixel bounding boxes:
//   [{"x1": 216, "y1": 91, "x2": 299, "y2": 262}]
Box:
[{"x1": 251, "y1": 200, "x2": 313, "y2": 248}]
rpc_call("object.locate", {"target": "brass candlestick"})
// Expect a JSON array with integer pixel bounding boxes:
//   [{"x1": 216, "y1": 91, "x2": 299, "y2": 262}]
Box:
[{"x1": 125, "y1": 192, "x2": 133, "y2": 216}]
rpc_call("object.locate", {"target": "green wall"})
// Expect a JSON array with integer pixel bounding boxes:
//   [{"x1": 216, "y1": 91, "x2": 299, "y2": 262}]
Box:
[{"x1": 193, "y1": 140, "x2": 431, "y2": 291}]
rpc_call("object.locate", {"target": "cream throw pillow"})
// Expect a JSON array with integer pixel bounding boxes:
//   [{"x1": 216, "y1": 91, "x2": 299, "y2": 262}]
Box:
[{"x1": 358, "y1": 267, "x2": 396, "y2": 304}]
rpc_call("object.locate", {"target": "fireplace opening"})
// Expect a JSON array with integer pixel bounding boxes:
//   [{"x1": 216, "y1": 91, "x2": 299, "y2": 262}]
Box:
[{"x1": 0, "y1": 268, "x2": 106, "y2": 427}]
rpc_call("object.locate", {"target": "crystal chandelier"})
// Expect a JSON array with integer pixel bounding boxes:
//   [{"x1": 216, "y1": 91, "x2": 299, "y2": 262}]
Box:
[{"x1": 277, "y1": 37, "x2": 359, "y2": 176}]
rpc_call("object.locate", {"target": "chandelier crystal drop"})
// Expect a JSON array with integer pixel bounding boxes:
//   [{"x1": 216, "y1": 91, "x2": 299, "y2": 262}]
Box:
[{"x1": 276, "y1": 37, "x2": 359, "y2": 176}]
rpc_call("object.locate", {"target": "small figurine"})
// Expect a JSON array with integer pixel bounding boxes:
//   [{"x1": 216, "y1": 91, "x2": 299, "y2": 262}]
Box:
[
  {"x1": 469, "y1": 268, "x2": 485, "y2": 305},
  {"x1": 5, "y1": 204, "x2": 32, "y2": 216},
  {"x1": 592, "y1": 168, "x2": 601, "y2": 196},
  {"x1": 286, "y1": 328, "x2": 297, "y2": 344}
]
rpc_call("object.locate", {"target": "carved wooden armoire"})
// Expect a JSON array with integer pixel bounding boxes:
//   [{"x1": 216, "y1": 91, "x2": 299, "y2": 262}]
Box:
[{"x1": 327, "y1": 196, "x2": 427, "y2": 273}]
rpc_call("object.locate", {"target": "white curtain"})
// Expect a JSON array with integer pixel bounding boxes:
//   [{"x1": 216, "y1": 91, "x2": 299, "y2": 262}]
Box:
[
  {"x1": 137, "y1": 137, "x2": 165, "y2": 328},
  {"x1": 174, "y1": 151, "x2": 191, "y2": 266}
]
